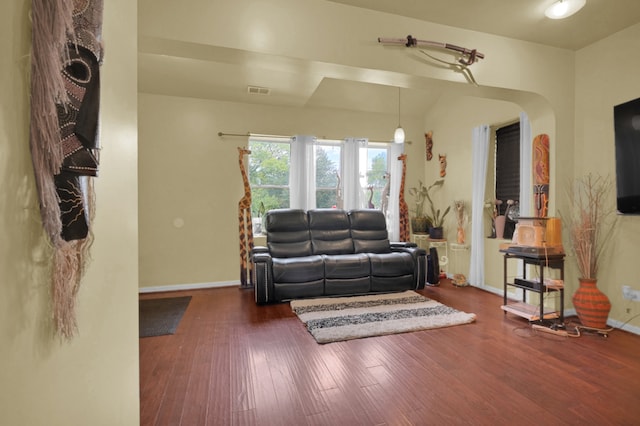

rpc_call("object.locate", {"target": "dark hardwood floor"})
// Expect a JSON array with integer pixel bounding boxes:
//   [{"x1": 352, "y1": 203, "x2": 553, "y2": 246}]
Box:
[{"x1": 140, "y1": 281, "x2": 640, "y2": 425}]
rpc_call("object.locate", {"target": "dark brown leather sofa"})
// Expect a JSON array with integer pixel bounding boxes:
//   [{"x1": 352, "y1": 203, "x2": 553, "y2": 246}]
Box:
[{"x1": 252, "y1": 208, "x2": 426, "y2": 304}]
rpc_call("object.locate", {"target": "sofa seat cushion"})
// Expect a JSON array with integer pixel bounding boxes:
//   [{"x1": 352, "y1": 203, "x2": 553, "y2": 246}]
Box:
[
  {"x1": 272, "y1": 255, "x2": 324, "y2": 283},
  {"x1": 323, "y1": 253, "x2": 370, "y2": 278},
  {"x1": 368, "y1": 252, "x2": 414, "y2": 277}
]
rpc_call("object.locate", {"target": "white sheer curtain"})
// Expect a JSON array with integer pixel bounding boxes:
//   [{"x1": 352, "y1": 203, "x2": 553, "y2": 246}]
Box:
[
  {"x1": 342, "y1": 137, "x2": 368, "y2": 210},
  {"x1": 387, "y1": 142, "x2": 404, "y2": 241},
  {"x1": 519, "y1": 112, "x2": 532, "y2": 217},
  {"x1": 289, "y1": 135, "x2": 316, "y2": 209},
  {"x1": 469, "y1": 125, "x2": 490, "y2": 287}
]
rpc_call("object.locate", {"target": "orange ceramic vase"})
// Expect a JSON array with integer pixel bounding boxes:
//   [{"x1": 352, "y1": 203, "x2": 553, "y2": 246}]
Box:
[{"x1": 572, "y1": 278, "x2": 611, "y2": 329}]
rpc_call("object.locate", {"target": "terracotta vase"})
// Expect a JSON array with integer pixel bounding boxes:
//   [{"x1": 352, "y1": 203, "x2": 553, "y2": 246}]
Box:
[
  {"x1": 495, "y1": 215, "x2": 506, "y2": 239},
  {"x1": 572, "y1": 278, "x2": 611, "y2": 329}
]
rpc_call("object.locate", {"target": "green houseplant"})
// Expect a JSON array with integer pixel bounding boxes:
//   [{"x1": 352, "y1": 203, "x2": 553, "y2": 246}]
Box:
[{"x1": 408, "y1": 179, "x2": 450, "y2": 237}]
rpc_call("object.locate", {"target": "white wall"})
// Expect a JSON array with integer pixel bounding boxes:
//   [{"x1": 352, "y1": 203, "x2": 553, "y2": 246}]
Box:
[{"x1": 0, "y1": 1, "x2": 140, "y2": 424}]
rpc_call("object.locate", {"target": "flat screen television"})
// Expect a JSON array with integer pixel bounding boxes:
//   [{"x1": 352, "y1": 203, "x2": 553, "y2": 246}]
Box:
[{"x1": 614, "y1": 96, "x2": 640, "y2": 214}]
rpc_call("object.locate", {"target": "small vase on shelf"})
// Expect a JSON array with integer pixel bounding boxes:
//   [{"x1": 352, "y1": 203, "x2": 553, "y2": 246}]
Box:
[{"x1": 495, "y1": 215, "x2": 506, "y2": 239}]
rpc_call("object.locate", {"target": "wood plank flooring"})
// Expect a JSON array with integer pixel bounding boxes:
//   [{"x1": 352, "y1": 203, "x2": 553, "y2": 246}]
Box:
[{"x1": 140, "y1": 281, "x2": 640, "y2": 425}]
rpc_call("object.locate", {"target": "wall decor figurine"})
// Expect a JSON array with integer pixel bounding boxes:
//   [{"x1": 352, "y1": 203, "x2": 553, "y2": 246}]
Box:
[
  {"x1": 439, "y1": 154, "x2": 447, "y2": 177},
  {"x1": 533, "y1": 134, "x2": 550, "y2": 217},
  {"x1": 425, "y1": 131, "x2": 433, "y2": 161},
  {"x1": 30, "y1": 0, "x2": 104, "y2": 339}
]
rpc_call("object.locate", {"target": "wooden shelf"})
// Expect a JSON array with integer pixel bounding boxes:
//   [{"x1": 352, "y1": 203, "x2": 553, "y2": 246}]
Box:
[{"x1": 501, "y1": 302, "x2": 560, "y2": 321}]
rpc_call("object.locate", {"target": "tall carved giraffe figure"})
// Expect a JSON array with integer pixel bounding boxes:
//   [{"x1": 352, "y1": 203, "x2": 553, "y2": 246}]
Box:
[
  {"x1": 398, "y1": 154, "x2": 410, "y2": 242},
  {"x1": 237, "y1": 147, "x2": 254, "y2": 288}
]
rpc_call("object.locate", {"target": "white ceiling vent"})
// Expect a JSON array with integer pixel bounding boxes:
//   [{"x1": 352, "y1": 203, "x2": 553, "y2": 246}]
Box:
[{"x1": 247, "y1": 85, "x2": 271, "y2": 95}]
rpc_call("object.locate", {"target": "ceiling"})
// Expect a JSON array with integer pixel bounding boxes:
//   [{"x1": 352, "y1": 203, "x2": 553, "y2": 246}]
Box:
[
  {"x1": 330, "y1": 0, "x2": 640, "y2": 51},
  {"x1": 139, "y1": 0, "x2": 640, "y2": 117}
]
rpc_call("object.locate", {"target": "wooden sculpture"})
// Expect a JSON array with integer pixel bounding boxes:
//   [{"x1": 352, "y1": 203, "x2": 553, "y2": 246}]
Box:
[
  {"x1": 533, "y1": 134, "x2": 550, "y2": 217},
  {"x1": 425, "y1": 131, "x2": 433, "y2": 161},
  {"x1": 439, "y1": 154, "x2": 447, "y2": 178},
  {"x1": 367, "y1": 185, "x2": 375, "y2": 209},
  {"x1": 237, "y1": 147, "x2": 254, "y2": 288},
  {"x1": 398, "y1": 154, "x2": 410, "y2": 242},
  {"x1": 380, "y1": 172, "x2": 390, "y2": 215}
]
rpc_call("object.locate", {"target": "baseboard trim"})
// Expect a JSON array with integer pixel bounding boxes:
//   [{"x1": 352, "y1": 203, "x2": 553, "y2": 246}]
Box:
[{"x1": 139, "y1": 281, "x2": 239, "y2": 294}]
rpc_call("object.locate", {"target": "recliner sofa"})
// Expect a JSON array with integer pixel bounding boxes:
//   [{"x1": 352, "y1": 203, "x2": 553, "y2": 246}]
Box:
[{"x1": 252, "y1": 208, "x2": 427, "y2": 304}]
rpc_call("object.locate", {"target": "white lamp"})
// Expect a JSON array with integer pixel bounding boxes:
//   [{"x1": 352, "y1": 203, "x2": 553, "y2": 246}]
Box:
[
  {"x1": 394, "y1": 87, "x2": 405, "y2": 144},
  {"x1": 545, "y1": 0, "x2": 586, "y2": 19}
]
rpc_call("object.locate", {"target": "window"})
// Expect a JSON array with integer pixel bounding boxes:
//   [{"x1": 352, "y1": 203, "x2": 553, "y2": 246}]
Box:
[
  {"x1": 364, "y1": 144, "x2": 390, "y2": 209},
  {"x1": 248, "y1": 137, "x2": 391, "y2": 214},
  {"x1": 248, "y1": 138, "x2": 291, "y2": 215},
  {"x1": 315, "y1": 141, "x2": 342, "y2": 208},
  {"x1": 494, "y1": 122, "x2": 520, "y2": 238}
]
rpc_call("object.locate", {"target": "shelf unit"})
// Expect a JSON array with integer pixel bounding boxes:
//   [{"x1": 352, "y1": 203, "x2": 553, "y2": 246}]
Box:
[{"x1": 501, "y1": 250, "x2": 565, "y2": 324}]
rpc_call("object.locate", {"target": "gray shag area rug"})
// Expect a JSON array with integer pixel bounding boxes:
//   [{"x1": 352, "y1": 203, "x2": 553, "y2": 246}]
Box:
[
  {"x1": 291, "y1": 290, "x2": 476, "y2": 344},
  {"x1": 139, "y1": 296, "x2": 191, "y2": 338}
]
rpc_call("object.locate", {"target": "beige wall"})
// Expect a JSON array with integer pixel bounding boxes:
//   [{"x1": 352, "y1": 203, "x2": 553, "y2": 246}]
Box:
[
  {"x1": 0, "y1": 1, "x2": 139, "y2": 425},
  {"x1": 137, "y1": 1, "x2": 574, "y2": 292},
  {"x1": 574, "y1": 23, "x2": 640, "y2": 329},
  {"x1": 138, "y1": 95, "x2": 426, "y2": 288}
]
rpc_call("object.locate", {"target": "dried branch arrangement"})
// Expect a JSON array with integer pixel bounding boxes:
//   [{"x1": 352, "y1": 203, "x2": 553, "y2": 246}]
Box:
[{"x1": 564, "y1": 174, "x2": 616, "y2": 279}]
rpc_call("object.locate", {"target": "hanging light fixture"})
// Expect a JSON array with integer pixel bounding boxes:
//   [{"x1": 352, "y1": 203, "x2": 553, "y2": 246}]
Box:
[
  {"x1": 394, "y1": 87, "x2": 405, "y2": 144},
  {"x1": 545, "y1": 0, "x2": 586, "y2": 19}
]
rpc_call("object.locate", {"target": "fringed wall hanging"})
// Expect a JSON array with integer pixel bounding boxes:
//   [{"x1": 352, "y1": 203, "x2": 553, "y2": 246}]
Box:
[{"x1": 30, "y1": 0, "x2": 104, "y2": 340}]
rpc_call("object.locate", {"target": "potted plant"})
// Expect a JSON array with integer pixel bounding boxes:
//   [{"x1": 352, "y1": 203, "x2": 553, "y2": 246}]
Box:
[
  {"x1": 564, "y1": 173, "x2": 616, "y2": 329},
  {"x1": 422, "y1": 179, "x2": 450, "y2": 239},
  {"x1": 408, "y1": 180, "x2": 431, "y2": 234}
]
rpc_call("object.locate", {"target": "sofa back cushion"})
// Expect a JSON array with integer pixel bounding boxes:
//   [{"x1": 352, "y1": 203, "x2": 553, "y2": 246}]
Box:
[
  {"x1": 266, "y1": 209, "x2": 312, "y2": 258},
  {"x1": 308, "y1": 209, "x2": 354, "y2": 255},
  {"x1": 348, "y1": 209, "x2": 392, "y2": 254}
]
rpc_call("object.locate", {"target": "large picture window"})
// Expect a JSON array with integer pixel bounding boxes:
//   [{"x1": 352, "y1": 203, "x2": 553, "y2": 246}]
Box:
[
  {"x1": 248, "y1": 137, "x2": 391, "y2": 215},
  {"x1": 248, "y1": 138, "x2": 291, "y2": 214}
]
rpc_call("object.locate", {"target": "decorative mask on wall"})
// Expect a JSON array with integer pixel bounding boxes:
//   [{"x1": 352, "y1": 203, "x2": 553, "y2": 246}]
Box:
[{"x1": 30, "y1": 0, "x2": 104, "y2": 339}]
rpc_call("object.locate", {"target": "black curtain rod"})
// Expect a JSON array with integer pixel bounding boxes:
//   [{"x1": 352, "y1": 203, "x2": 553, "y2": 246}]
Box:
[{"x1": 217, "y1": 132, "x2": 411, "y2": 144}]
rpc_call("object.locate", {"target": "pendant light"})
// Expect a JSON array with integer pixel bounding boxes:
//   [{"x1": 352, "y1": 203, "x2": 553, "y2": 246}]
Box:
[
  {"x1": 544, "y1": 0, "x2": 586, "y2": 19},
  {"x1": 394, "y1": 87, "x2": 405, "y2": 144}
]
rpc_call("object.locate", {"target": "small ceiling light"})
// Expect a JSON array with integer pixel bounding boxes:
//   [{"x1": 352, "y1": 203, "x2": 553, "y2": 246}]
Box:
[
  {"x1": 394, "y1": 87, "x2": 405, "y2": 144},
  {"x1": 545, "y1": 0, "x2": 586, "y2": 19}
]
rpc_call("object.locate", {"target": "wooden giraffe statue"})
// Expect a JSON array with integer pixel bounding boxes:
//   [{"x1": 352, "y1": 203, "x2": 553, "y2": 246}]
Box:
[
  {"x1": 367, "y1": 185, "x2": 375, "y2": 209},
  {"x1": 398, "y1": 154, "x2": 410, "y2": 242},
  {"x1": 237, "y1": 147, "x2": 254, "y2": 288}
]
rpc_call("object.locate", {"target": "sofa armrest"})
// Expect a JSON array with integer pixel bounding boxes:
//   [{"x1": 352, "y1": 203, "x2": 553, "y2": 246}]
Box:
[
  {"x1": 391, "y1": 245, "x2": 427, "y2": 290},
  {"x1": 252, "y1": 252, "x2": 274, "y2": 304},
  {"x1": 390, "y1": 241, "x2": 418, "y2": 249},
  {"x1": 251, "y1": 246, "x2": 269, "y2": 255}
]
